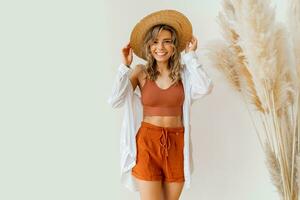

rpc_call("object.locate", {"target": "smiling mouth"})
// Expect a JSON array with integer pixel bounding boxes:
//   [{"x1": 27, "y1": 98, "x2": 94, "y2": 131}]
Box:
[{"x1": 155, "y1": 52, "x2": 167, "y2": 56}]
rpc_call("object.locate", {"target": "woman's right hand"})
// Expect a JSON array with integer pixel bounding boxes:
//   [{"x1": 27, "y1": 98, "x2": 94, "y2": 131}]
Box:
[{"x1": 122, "y1": 43, "x2": 133, "y2": 67}]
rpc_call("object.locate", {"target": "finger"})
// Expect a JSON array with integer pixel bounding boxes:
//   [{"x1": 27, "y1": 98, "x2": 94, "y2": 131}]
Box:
[
  {"x1": 123, "y1": 46, "x2": 130, "y2": 51},
  {"x1": 192, "y1": 38, "x2": 197, "y2": 44},
  {"x1": 123, "y1": 43, "x2": 129, "y2": 49},
  {"x1": 191, "y1": 35, "x2": 196, "y2": 40}
]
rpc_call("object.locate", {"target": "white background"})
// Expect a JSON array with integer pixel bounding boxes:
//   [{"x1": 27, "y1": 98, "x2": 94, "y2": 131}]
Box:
[{"x1": 0, "y1": 0, "x2": 288, "y2": 199}]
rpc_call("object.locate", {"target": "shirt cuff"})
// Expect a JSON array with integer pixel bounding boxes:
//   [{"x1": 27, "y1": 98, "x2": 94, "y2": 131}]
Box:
[
  {"x1": 182, "y1": 51, "x2": 202, "y2": 69},
  {"x1": 183, "y1": 51, "x2": 197, "y2": 62},
  {"x1": 118, "y1": 63, "x2": 132, "y2": 76}
]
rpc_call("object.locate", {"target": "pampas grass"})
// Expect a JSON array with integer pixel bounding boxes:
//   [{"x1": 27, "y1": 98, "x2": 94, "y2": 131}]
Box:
[{"x1": 205, "y1": 0, "x2": 300, "y2": 199}]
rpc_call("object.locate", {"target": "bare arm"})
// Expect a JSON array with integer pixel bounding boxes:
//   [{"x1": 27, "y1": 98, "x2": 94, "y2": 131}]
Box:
[
  {"x1": 129, "y1": 64, "x2": 144, "y2": 91},
  {"x1": 122, "y1": 42, "x2": 145, "y2": 91}
]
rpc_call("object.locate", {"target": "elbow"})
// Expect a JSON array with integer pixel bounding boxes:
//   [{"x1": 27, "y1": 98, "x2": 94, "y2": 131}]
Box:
[
  {"x1": 109, "y1": 102, "x2": 123, "y2": 109},
  {"x1": 205, "y1": 81, "x2": 214, "y2": 95},
  {"x1": 199, "y1": 80, "x2": 214, "y2": 96},
  {"x1": 107, "y1": 97, "x2": 125, "y2": 109},
  {"x1": 191, "y1": 81, "x2": 214, "y2": 101}
]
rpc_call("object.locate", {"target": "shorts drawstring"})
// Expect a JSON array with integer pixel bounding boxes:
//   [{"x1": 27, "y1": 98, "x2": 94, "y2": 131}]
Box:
[
  {"x1": 160, "y1": 128, "x2": 172, "y2": 177},
  {"x1": 159, "y1": 128, "x2": 171, "y2": 158}
]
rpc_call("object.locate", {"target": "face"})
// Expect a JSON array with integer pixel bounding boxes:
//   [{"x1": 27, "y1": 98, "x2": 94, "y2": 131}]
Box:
[{"x1": 150, "y1": 29, "x2": 174, "y2": 63}]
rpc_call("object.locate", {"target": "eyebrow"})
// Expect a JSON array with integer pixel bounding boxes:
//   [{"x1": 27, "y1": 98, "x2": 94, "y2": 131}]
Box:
[{"x1": 154, "y1": 38, "x2": 172, "y2": 41}]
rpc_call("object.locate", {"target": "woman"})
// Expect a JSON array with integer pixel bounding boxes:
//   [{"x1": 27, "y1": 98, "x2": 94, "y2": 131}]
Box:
[{"x1": 108, "y1": 9, "x2": 213, "y2": 200}]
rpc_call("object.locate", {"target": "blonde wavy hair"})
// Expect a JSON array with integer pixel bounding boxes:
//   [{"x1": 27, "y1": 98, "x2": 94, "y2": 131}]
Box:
[{"x1": 142, "y1": 24, "x2": 183, "y2": 85}]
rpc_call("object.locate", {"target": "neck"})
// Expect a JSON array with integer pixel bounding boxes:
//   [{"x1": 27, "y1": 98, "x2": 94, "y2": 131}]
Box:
[{"x1": 156, "y1": 61, "x2": 169, "y2": 75}]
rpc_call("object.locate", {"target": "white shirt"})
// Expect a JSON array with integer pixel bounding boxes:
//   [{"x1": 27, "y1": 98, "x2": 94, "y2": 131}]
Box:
[{"x1": 107, "y1": 51, "x2": 213, "y2": 192}]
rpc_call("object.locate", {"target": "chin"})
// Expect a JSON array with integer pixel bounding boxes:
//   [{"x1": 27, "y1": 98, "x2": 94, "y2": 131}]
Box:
[{"x1": 155, "y1": 58, "x2": 169, "y2": 63}]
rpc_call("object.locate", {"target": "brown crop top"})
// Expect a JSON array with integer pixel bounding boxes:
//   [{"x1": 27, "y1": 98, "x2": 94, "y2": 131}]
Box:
[{"x1": 141, "y1": 78, "x2": 185, "y2": 116}]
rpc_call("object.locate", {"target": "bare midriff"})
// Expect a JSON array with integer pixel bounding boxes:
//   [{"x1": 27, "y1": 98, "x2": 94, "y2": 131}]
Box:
[{"x1": 143, "y1": 115, "x2": 183, "y2": 128}]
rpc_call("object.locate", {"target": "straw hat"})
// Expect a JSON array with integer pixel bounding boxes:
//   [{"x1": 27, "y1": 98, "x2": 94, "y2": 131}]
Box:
[{"x1": 130, "y1": 9, "x2": 193, "y2": 60}]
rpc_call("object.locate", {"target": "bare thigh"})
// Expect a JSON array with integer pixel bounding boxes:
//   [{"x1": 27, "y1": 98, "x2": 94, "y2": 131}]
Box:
[
  {"x1": 162, "y1": 182, "x2": 184, "y2": 200},
  {"x1": 136, "y1": 178, "x2": 162, "y2": 200}
]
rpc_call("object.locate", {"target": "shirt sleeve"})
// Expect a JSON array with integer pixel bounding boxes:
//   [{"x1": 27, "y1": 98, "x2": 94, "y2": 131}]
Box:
[
  {"x1": 182, "y1": 51, "x2": 214, "y2": 104},
  {"x1": 107, "y1": 63, "x2": 133, "y2": 108}
]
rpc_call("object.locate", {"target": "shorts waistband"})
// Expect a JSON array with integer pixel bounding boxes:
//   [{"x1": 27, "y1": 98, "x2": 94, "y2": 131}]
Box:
[{"x1": 141, "y1": 121, "x2": 184, "y2": 133}]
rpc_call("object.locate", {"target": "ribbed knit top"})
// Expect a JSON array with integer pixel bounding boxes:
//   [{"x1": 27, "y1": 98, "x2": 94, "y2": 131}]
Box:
[{"x1": 141, "y1": 78, "x2": 185, "y2": 116}]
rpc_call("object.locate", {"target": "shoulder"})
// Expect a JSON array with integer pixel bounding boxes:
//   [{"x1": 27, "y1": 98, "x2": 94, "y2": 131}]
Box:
[
  {"x1": 134, "y1": 64, "x2": 146, "y2": 72},
  {"x1": 132, "y1": 64, "x2": 146, "y2": 78}
]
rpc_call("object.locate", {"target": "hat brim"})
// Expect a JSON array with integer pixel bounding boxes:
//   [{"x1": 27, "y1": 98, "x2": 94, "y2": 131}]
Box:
[{"x1": 130, "y1": 10, "x2": 193, "y2": 60}]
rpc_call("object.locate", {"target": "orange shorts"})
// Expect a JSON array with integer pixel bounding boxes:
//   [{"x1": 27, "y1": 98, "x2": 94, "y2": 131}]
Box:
[{"x1": 131, "y1": 121, "x2": 185, "y2": 182}]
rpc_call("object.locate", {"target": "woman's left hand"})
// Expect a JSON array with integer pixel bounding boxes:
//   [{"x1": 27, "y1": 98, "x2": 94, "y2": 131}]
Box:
[{"x1": 185, "y1": 35, "x2": 198, "y2": 53}]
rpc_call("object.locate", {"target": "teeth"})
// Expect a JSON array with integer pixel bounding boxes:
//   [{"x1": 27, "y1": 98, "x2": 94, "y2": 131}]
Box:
[{"x1": 156, "y1": 52, "x2": 167, "y2": 56}]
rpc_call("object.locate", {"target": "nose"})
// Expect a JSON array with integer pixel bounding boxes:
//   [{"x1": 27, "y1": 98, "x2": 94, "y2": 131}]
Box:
[{"x1": 157, "y1": 42, "x2": 164, "y2": 49}]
